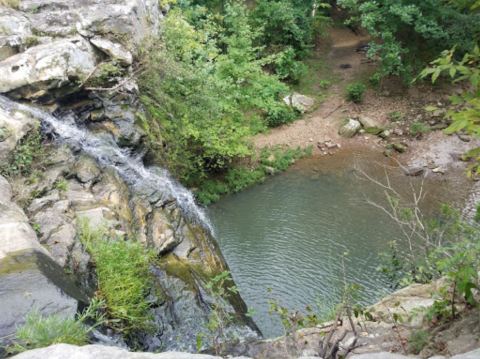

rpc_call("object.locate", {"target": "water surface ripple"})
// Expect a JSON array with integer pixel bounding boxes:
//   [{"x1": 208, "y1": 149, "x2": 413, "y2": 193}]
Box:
[{"x1": 209, "y1": 151, "x2": 468, "y2": 337}]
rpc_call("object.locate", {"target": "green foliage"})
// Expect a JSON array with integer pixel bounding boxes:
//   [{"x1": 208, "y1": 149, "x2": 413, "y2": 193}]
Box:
[
  {"x1": 345, "y1": 82, "x2": 366, "y2": 103},
  {"x1": 419, "y1": 45, "x2": 480, "y2": 176},
  {"x1": 265, "y1": 102, "x2": 298, "y2": 127},
  {"x1": 338, "y1": 0, "x2": 480, "y2": 81},
  {"x1": 53, "y1": 178, "x2": 68, "y2": 192},
  {"x1": 78, "y1": 221, "x2": 154, "y2": 335},
  {"x1": 87, "y1": 62, "x2": 124, "y2": 87},
  {"x1": 408, "y1": 329, "x2": 430, "y2": 354},
  {"x1": 9, "y1": 311, "x2": 89, "y2": 353},
  {"x1": 409, "y1": 121, "x2": 431, "y2": 136},
  {"x1": 388, "y1": 111, "x2": 404, "y2": 122},
  {"x1": 196, "y1": 147, "x2": 309, "y2": 205},
  {"x1": 0, "y1": 126, "x2": 46, "y2": 178},
  {"x1": 274, "y1": 47, "x2": 308, "y2": 83},
  {"x1": 379, "y1": 202, "x2": 480, "y2": 325},
  {"x1": 139, "y1": 2, "x2": 294, "y2": 186}
]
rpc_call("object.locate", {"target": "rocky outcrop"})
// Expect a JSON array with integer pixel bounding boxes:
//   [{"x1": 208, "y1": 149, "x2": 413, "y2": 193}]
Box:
[
  {"x1": 0, "y1": 0, "x2": 256, "y2": 353},
  {"x1": 11, "y1": 343, "x2": 480, "y2": 359},
  {"x1": 0, "y1": 0, "x2": 165, "y2": 101},
  {"x1": 0, "y1": 175, "x2": 86, "y2": 345},
  {"x1": 0, "y1": 37, "x2": 97, "y2": 100},
  {"x1": 0, "y1": 102, "x2": 38, "y2": 161},
  {"x1": 12, "y1": 344, "x2": 240, "y2": 359}
]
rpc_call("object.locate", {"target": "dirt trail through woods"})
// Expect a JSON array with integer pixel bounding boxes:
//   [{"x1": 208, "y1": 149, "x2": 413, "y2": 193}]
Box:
[{"x1": 252, "y1": 28, "x2": 454, "y2": 155}]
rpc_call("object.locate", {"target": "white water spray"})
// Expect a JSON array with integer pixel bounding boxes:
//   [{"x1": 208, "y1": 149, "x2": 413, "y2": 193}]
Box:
[{"x1": 0, "y1": 95, "x2": 213, "y2": 233}]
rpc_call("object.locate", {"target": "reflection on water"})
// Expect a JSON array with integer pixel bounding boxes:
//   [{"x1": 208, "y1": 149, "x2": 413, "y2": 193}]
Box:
[{"x1": 209, "y1": 148, "x2": 470, "y2": 338}]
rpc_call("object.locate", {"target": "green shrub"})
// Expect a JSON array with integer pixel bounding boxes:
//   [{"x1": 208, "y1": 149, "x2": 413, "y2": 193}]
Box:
[
  {"x1": 79, "y1": 222, "x2": 154, "y2": 334},
  {"x1": 409, "y1": 122, "x2": 431, "y2": 136},
  {"x1": 345, "y1": 82, "x2": 366, "y2": 103},
  {"x1": 0, "y1": 126, "x2": 46, "y2": 178},
  {"x1": 388, "y1": 111, "x2": 404, "y2": 122},
  {"x1": 266, "y1": 103, "x2": 298, "y2": 127},
  {"x1": 225, "y1": 168, "x2": 266, "y2": 193},
  {"x1": 9, "y1": 311, "x2": 89, "y2": 353},
  {"x1": 319, "y1": 79, "x2": 332, "y2": 89},
  {"x1": 274, "y1": 47, "x2": 308, "y2": 83},
  {"x1": 196, "y1": 147, "x2": 310, "y2": 205},
  {"x1": 408, "y1": 329, "x2": 430, "y2": 354},
  {"x1": 139, "y1": 3, "x2": 292, "y2": 186}
]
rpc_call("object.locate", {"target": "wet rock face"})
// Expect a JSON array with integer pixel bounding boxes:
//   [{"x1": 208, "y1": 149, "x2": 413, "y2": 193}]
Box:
[{"x1": 0, "y1": 175, "x2": 86, "y2": 347}]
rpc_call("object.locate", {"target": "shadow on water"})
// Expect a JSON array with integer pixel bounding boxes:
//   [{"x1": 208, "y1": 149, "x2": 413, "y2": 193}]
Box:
[{"x1": 209, "y1": 146, "x2": 471, "y2": 338}]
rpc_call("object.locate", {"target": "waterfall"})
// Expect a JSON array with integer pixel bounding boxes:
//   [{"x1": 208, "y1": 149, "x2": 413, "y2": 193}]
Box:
[{"x1": 0, "y1": 95, "x2": 213, "y2": 233}]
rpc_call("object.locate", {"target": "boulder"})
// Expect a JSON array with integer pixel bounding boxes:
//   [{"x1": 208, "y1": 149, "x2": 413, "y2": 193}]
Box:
[
  {"x1": 338, "y1": 118, "x2": 361, "y2": 138},
  {"x1": 283, "y1": 93, "x2": 315, "y2": 113},
  {"x1": 90, "y1": 37, "x2": 133, "y2": 66},
  {"x1": 358, "y1": 116, "x2": 382, "y2": 129},
  {"x1": 74, "y1": 155, "x2": 101, "y2": 184},
  {"x1": 0, "y1": 37, "x2": 97, "y2": 100},
  {"x1": 11, "y1": 344, "x2": 235, "y2": 359}
]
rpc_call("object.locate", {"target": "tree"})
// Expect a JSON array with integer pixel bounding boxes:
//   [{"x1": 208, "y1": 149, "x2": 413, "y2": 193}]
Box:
[{"x1": 338, "y1": 0, "x2": 480, "y2": 81}]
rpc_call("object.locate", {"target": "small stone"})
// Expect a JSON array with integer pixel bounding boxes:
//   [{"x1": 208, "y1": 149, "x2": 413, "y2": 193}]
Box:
[
  {"x1": 393, "y1": 128, "x2": 404, "y2": 136},
  {"x1": 457, "y1": 134, "x2": 471, "y2": 142},
  {"x1": 264, "y1": 166, "x2": 276, "y2": 175},
  {"x1": 432, "y1": 167, "x2": 446, "y2": 174},
  {"x1": 404, "y1": 166, "x2": 425, "y2": 176},
  {"x1": 339, "y1": 118, "x2": 362, "y2": 138},
  {"x1": 379, "y1": 130, "x2": 392, "y2": 139},
  {"x1": 392, "y1": 143, "x2": 407, "y2": 153}
]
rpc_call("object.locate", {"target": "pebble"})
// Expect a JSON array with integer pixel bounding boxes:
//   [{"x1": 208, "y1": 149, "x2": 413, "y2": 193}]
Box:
[{"x1": 432, "y1": 167, "x2": 446, "y2": 174}]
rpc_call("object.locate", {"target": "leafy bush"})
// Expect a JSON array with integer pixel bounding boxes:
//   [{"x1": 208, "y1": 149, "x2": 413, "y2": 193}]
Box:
[
  {"x1": 79, "y1": 222, "x2": 154, "y2": 334},
  {"x1": 139, "y1": 2, "x2": 292, "y2": 186},
  {"x1": 345, "y1": 82, "x2": 366, "y2": 103},
  {"x1": 338, "y1": 0, "x2": 480, "y2": 81},
  {"x1": 274, "y1": 47, "x2": 308, "y2": 82},
  {"x1": 409, "y1": 121, "x2": 431, "y2": 136},
  {"x1": 9, "y1": 311, "x2": 89, "y2": 353},
  {"x1": 196, "y1": 146, "x2": 310, "y2": 205},
  {"x1": 419, "y1": 45, "x2": 480, "y2": 176},
  {"x1": 266, "y1": 103, "x2": 298, "y2": 127}
]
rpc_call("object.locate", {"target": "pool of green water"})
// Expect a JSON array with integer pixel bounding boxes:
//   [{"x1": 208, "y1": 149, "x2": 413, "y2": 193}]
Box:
[{"x1": 209, "y1": 148, "x2": 469, "y2": 338}]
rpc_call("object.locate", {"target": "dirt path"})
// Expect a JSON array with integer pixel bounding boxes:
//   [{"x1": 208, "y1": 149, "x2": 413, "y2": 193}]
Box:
[{"x1": 253, "y1": 28, "x2": 456, "y2": 156}]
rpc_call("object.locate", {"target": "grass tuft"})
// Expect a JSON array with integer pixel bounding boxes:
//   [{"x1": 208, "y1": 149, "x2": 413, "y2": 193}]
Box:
[
  {"x1": 9, "y1": 311, "x2": 89, "y2": 354},
  {"x1": 78, "y1": 221, "x2": 154, "y2": 334}
]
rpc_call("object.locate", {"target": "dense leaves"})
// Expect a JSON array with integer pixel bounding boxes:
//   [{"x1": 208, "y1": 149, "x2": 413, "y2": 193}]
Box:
[
  {"x1": 338, "y1": 0, "x2": 480, "y2": 81},
  {"x1": 139, "y1": 1, "x2": 297, "y2": 187}
]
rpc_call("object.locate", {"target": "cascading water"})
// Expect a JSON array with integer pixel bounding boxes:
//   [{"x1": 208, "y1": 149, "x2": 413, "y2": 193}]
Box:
[{"x1": 0, "y1": 95, "x2": 213, "y2": 232}]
